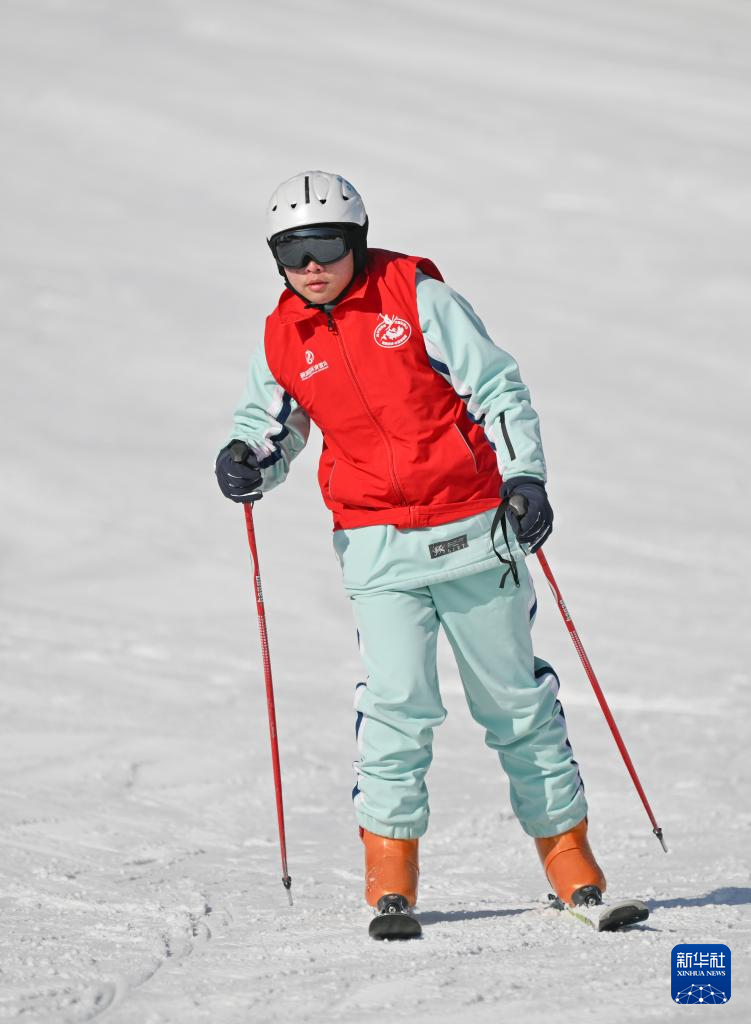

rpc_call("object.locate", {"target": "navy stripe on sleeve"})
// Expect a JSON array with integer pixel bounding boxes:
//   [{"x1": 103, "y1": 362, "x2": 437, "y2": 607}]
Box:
[
  {"x1": 258, "y1": 391, "x2": 293, "y2": 468},
  {"x1": 428, "y1": 354, "x2": 450, "y2": 376}
]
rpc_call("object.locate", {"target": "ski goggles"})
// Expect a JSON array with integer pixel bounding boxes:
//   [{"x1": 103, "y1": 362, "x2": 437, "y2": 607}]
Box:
[{"x1": 270, "y1": 226, "x2": 352, "y2": 269}]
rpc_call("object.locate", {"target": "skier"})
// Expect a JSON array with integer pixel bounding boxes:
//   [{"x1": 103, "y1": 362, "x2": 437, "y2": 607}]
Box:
[{"x1": 216, "y1": 170, "x2": 614, "y2": 939}]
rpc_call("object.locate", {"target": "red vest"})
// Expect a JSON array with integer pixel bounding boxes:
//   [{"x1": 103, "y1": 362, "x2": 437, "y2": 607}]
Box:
[{"x1": 263, "y1": 249, "x2": 502, "y2": 530}]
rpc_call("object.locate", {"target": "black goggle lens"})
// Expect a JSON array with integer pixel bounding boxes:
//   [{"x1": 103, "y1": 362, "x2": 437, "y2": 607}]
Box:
[{"x1": 273, "y1": 230, "x2": 350, "y2": 269}]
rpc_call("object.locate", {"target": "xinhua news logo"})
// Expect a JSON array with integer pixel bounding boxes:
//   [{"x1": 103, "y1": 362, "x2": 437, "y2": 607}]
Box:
[{"x1": 672, "y1": 944, "x2": 731, "y2": 1004}]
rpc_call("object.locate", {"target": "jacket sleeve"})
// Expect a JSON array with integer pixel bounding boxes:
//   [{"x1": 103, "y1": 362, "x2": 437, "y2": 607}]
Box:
[
  {"x1": 416, "y1": 272, "x2": 547, "y2": 482},
  {"x1": 225, "y1": 341, "x2": 311, "y2": 494}
]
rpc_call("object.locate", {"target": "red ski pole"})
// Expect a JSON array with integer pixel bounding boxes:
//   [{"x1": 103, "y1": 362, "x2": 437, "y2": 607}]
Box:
[
  {"x1": 242, "y1": 503, "x2": 293, "y2": 902},
  {"x1": 534, "y1": 545, "x2": 667, "y2": 852}
]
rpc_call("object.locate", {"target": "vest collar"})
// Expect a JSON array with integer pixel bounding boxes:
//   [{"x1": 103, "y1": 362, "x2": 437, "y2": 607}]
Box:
[{"x1": 276, "y1": 267, "x2": 370, "y2": 325}]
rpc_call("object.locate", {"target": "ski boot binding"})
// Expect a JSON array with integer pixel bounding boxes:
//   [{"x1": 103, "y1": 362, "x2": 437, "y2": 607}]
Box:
[
  {"x1": 369, "y1": 893, "x2": 422, "y2": 940},
  {"x1": 549, "y1": 885, "x2": 650, "y2": 932}
]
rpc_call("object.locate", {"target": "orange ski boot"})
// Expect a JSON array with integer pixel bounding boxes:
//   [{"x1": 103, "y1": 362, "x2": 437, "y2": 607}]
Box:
[
  {"x1": 361, "y1": 828, "x2": 421, "y2": 940},
  {"x1": 535, "y1": 818, "x2": 606, "y2": 906},
  {"x1": 361, "y1": 827, "x2": 420, "y2": 907}
]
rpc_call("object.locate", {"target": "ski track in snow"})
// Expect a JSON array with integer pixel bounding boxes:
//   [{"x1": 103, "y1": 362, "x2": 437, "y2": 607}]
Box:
[{"x1": 1, "y1": 0, "x2": 750, "y2": 1021}]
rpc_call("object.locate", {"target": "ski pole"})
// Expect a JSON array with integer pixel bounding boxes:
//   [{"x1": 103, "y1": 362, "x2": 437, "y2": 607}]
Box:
[
  {"x1": 242, "y1": 503, "x2": 294, "y2": 902},
  {"x1": 506, "y1": 496, "x2": 667, "y2": 852},
  {"x1": 537, "y1": 546, "x2": 667, "y2": 852}
]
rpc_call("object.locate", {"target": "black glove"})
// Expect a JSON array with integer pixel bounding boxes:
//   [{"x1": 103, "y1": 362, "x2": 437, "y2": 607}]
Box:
[
  {"x1": 502, "y1": 476, "x2": 553, "y2": 553},
  {"x1": 215, "y1": 440, "x2": 263, "y2": 503}
]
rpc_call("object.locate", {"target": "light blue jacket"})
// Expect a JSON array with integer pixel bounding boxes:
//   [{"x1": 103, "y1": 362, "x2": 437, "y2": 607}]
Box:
[{"x1": 229, "y1": 272, "x2": 546, "y2": 592}]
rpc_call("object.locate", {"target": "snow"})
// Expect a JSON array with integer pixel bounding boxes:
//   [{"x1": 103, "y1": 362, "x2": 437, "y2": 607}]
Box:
[{"x1": 1, "y1": 0, "x2": 750, "y2": 1020}]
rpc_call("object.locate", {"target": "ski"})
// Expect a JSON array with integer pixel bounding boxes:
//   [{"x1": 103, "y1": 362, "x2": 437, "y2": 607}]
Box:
[
  {"x1": 369, "y1": 893, "x2": 422, "y2": 940},
  {"x1": 547, "y1": 891, "x2": 649, "y2": 932}
]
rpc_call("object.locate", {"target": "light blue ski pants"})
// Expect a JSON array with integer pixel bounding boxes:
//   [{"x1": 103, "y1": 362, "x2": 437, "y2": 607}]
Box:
[{"x1": 350, "y1": 564, "x2": 588, "y2": 840}]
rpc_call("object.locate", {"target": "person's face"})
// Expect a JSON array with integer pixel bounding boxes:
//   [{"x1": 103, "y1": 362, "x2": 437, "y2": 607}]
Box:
[{"x1": 285, "y1": 250, "x2": 355, "y2": 305}]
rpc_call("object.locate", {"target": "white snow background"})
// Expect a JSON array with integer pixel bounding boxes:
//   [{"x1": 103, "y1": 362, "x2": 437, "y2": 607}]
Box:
[{"x1": 1, "y1": 1, "x2": 749, "y2": 1021}]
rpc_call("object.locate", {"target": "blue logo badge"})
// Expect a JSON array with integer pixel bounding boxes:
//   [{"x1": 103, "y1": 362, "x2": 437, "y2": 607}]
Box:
[{"x1": 672, "y1": 944, "x2": 731, "y2": 1004}]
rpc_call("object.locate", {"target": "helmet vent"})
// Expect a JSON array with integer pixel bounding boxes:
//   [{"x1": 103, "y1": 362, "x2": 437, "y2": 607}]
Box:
[
  {"x1": 290, "y1": 202, "x2": 297, "y2": 209},
  {"x1": 304, "y1": 175, "x2": 310, "y2": 203}
]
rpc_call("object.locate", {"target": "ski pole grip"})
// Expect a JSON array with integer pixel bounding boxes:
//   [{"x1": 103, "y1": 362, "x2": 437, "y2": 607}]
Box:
[{"x1": 507, "y1": 494, "x2": 528, "y2": 519}]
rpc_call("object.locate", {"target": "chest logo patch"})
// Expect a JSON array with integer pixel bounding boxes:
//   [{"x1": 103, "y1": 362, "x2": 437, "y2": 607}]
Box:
[
  {"x1": 374, "y1": 313, "x2": 412, "y2": 349},
  {"x1": 300, "y1": 348, "x2": 329, "y2": 381}
]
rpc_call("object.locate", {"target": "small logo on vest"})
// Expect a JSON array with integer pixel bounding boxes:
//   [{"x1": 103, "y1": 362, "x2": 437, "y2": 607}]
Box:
[
  {"x1": 374, "y1": 313, "x2": 412, "y2": 349},
  {"x1": 300, "y1": 349, "x2": 329, "y2": 381}
]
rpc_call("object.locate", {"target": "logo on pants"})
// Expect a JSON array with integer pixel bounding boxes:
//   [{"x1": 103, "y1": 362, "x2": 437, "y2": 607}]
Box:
[{"x1": 429, "y1": 534, "x2": 469, "y2": 559}]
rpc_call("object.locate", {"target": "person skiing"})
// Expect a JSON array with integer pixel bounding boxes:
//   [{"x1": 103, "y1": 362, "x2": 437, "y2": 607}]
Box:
[{"x1": 216, "y1": 170, "x2": 614, "y2": 939}]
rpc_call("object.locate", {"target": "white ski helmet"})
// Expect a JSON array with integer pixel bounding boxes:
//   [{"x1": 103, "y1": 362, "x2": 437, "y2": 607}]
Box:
[{"x1": 266, "y1": 170, "x2": 367, "y2": 240}]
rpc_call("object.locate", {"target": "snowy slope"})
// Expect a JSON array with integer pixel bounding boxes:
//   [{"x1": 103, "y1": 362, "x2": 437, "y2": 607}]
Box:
[{"x1": 1, "y1": 0, "x2": 749, "y2": 1021}]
